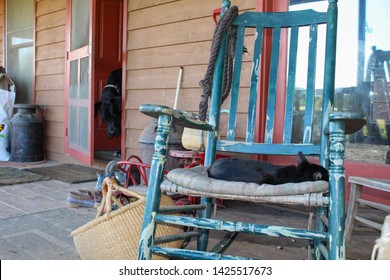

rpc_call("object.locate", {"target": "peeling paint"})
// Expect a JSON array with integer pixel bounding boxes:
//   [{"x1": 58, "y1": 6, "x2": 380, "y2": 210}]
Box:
[
  {"x1": 265, "y1": 126, "x2": 273, "y2": 142},
  {"x1": 331, "y1": 159, "x2": 343, "y2": 166},
  {"x1": 331, "y1": 142, "x2": 344, "y2": 152},
  {"x1": 139, "y1": 212, "x2": 157, "y2": 259},
  {"x1": 304, "y1": 126, "x2": 312, "y2": 142},
  {"x1": 332, "y1": 173, "x2": 345, "y2": 182}
]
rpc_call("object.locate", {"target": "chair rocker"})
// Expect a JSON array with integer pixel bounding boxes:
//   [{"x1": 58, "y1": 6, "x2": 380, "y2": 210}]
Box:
[{"x1": 137, "y1": 0, "x2": 365, "y2": 260}]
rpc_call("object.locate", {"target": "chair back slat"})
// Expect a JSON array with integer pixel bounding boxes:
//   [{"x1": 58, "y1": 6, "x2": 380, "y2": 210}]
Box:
[
  {"x1": 263, "y1": 27, "x2": 281, "y2": 144},
  {"x1": 226, "y1": 26, "x2": 245, "y2": 141},
  {"x1": 217, "y1": 141, "x2": 321, "y2": 156},
  {"x1": 205, "y1": 8, "x2": 334, "y2": 160},
  {"x1": 302, "y1": 24, "x2": 319, "y2": 143},
  {"x1": 283, "y1": 26, "x2": 299, "y2": 143},
  {"x1": 247, "y1": 26, "x2": 264, "y2": 142}
]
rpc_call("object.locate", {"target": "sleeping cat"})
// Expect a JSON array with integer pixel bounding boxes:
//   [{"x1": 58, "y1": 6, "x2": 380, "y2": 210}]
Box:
[{"x1": 207, "y1": 152, "x2": 329, "y2": 185}]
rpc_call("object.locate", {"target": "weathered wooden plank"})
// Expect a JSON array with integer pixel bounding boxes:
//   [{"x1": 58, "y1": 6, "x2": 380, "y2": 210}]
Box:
[
  {"x1": 41, "y1": 106, "x2": 65, "y2": 122},
  {"x1": 127, "y1": 41, "x2": 211, "y2": 70},
  {"x1": 36, "y1": 26, "x2": 66, "y2": 46},
  {"x1": 217, "y1": 141, "x2": 321, "y2": 155},
  {"x1": 127, "y1": 17, "x2": 214, "y2": 50},
  {"x1": 36, "y1": 0, "x2": 66, "y2": 17},
  {"x1": 129, "y1": 0, "x2": 178, "y2": 11},
  {"x1": 126, "y1": 87, "x2": 250, "y2": 113},
  {"x1": 127, "y1": 88, "x2": 202, "y2": 112},
  {"x1": 226, "y1": 26, "x2": 245, "y2": 141},
  {"x1": 284, "y1": 26, "x2": 299, "y2": 143},
  {"x1": 44, "y1": 121, "x2": 64, "y2": 138},
  {"x1": 234, "y1": 10, "x2": 327, "y2": 28},
  {"x1": 156, "y1": 214, "x2": 328, "y2": 240},
  {"x1": 125, "y1": 128, "x2": 143, "y2": 149},
  {"x1": 303, "y1": 24, "x2": 318, "y2": 143},
  {"x1": 246, "y1": 26, "x2": 263, "y2": 143},
  {"x1": 128, "y1": 0, "x2": 255, "y2": 30},
  {"x1": 36, "y1": 58, "x2": 65, "y2": 75},
  {"x1": 45, "y1": 135, "x2": 65, "y2": 154},
  {"x1": 125, "y1": 110, "x2": 153, "y2": 130},
  {"x1": 126, "y1": 63, "x2": 252, "y2": 90},
  {"x1": 126, "y1": 66, "x2": 203, "y2": 89},
  {"x1": 36, "y1": 10, "x2": 66, "y2": 31},
  {"x1": 264, "y1": 27, "x2": 281, "y2": 144},
  {"x1": 35, "y1": 74, "x2": 64, "y2": 91},
  {"x1": 36, "y1": 42, "x2": 65, "y2": 61},
  {"x1": 36, "y1": 90, "x2": 64, "y2": 106}
]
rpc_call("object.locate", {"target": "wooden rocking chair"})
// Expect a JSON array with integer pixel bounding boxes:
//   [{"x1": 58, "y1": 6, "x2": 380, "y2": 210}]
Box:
[{"x1": 137, "y1": 0, "x2": 365, "y2": 260}]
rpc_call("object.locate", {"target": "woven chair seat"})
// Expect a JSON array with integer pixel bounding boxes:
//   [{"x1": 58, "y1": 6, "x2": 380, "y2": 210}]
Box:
[{"x1": 161, "y1": 165, "x2": 329, "y2": 207}]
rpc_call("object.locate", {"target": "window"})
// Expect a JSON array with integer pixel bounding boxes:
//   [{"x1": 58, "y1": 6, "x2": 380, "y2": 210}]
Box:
[
  {"x1": 6, "y1": 0, "x2": 34, "y2": 104},
  {"x1": 290, "y1": 0, "x2": 390, "y2": 165}
]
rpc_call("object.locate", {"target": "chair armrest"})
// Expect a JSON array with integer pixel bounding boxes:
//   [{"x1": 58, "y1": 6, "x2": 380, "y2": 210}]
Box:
[
  {"x1": 139, "y1": 104, "x2": 215, "y2": 131},
  {"x1": 329, "y1": 112, "x2": 366, "y2": 134}
]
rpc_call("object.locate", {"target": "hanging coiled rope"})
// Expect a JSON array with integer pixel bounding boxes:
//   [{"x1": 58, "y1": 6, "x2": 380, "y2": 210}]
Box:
[{"x1": 198, "y1": 5, "x2": 239, "y2": 122}]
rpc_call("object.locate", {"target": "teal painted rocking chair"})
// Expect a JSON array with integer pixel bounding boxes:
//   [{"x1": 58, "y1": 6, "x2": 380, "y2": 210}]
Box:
[{"x1": 137, "y1": 0, "x2": 365, "y2": 260}]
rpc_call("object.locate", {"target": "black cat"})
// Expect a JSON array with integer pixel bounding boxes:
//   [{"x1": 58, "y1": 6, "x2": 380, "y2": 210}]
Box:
[{"x1": 207, "y1": 152, "x2": 329, "y2": 185}]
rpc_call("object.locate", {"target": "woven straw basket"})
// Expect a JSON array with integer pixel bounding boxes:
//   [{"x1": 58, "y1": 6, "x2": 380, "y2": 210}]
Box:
[
  {"x1": 71, "y1": 178, "x2": 183, "y2": 260},
  {"x1": 182, "y1": 127, "x2": 207, "y2": 150}
]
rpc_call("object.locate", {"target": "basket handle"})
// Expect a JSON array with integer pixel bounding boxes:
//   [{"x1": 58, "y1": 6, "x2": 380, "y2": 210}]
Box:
[{"x1": 96, "y1": 177, "x2": 144, "y2": 218}]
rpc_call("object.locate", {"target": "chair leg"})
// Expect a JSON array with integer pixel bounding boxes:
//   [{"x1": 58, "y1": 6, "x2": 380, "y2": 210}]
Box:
[
  {"x1": 328, "y1": 119, "x2": 346, "y2": 260},
  {"x1": 197, "y1": 197, "x2": 214, "y2": 251},
  {"x1": 328, "y1": 173, "x2": 346, "y2": 260},
  {"x1": 137, "y1": 114, "x2": 173, "y2": 260},
  {"x1": 345, "y1": 183, "x2": 362, "y2": 242},
  {"x1": 313, "y1": 207, "x2": 328, "y2": 259}
]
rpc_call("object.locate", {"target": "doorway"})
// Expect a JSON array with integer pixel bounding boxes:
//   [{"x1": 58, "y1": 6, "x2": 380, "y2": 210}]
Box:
[
  {"x1": 66, "y1": 0, "x2": 124, "y2": 166},
  {"x1": 93, "y1": 0, "x2": 123, "y2": 161}
]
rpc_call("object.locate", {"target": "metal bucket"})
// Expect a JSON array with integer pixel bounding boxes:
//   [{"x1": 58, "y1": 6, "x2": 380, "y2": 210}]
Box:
[
  {"x1": 10, "y1": 104, "x2": 45, "y2": 162},
  {"x1": 139, "y1": 119, "x2": 184, "y2": 171}
]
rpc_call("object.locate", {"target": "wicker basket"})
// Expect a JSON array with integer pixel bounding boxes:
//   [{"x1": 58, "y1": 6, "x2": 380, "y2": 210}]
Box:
[
  {"x1": 182, "y1": 127, "x2": 207, "y2": 150},
  {"x1": 71, "y1": 177, "x2": 183, "y2": 260}
]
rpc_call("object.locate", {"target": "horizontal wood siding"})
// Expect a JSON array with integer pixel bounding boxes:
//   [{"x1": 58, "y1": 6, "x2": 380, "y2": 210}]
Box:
[
  {"x1": 34, "y1": 0, "x2": 72, "y2": 163},
  {"x1": 125, "y1": 0, "x2": 255, "y2": 159}
]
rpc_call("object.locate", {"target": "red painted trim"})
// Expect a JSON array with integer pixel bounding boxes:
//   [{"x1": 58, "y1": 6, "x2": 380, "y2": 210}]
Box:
[
  {"x1": 64, "y1": 0, "x2": 93, "y2": 166},
  {"x1": 64, "y1": 0, "x2": 71, "y2": 155},
  {"x1": 1, "y1": 0, "x2": 5, "y2": 66},
  {"x1": 32, "y1": 0, "x2": 37, "y2": 103},
  {"x1": 255, "y1": 0, "x2": 288, "y2": 160},
  {"x1": 90, "y1": 0, "x2": 96, "y2": 166},
  {"x1": 121, "y1": 0, "x2": 127, "y2": 160}
]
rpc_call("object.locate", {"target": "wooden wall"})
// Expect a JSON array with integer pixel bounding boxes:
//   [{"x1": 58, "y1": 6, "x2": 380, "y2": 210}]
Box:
[
  {"x1": 34, "y1": 0, "x2": 71, "y2": 162},
  {"x1": 2, "y1": 0, "x2": 256, "y2": 164},
  {"x1": 125, "y1": 0, "x2": 256, "y2": 158}
]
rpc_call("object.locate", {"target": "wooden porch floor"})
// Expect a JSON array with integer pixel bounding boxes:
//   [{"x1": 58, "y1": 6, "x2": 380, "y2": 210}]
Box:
[{"x1": 0, "y1": 162, "x2": 384, "y2": 260}]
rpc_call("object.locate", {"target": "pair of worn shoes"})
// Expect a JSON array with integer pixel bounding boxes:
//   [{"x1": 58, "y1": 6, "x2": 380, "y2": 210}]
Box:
[{"x1": 67, "y1": 189, "x2": 103, "y2": 208}]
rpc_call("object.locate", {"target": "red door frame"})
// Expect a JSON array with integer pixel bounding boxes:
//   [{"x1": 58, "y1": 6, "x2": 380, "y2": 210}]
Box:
[
  {"x1": 255, "y1": 0, "x2": 390, "y2": 205},
  {"x1": 120, "y1": 0, "x2": 127, "y2": 161},
  {"x1": 65, "y1": 0, "x2": 94, "y2": 165},
  {"x1": 93, "y1": 0, "x2": 124, "y2": 151},
  {"x1": 65, "y1": 0, "x2": 127, "y2": 165}
]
